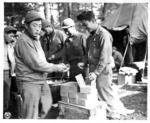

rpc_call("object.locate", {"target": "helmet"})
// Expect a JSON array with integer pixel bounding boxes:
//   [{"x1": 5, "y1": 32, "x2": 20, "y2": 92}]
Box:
[
  {"x1": 61, "y1": 18, "x2": 75, "y2": 29},
  {"x1": 25, "y1": 11, "x2": 42, "y2": 23}
]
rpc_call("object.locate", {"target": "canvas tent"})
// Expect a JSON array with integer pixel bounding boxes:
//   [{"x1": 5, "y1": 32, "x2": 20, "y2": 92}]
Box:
[
  {"x1": 101, "y1": 3, "x2": 148, "y2": 44},
  {"x1": 101, "y1": 3, "x2": 148, "y2": 66}
]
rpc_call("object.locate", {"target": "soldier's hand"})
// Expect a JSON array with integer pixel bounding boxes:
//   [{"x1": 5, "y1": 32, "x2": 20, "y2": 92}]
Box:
[
  {"x1": 57, "y1": 63, "x2": 70, "y2": 72},
  {"x1": 78, "y1": 62, "x2": 85, "y2": 69},
  {"x1": 88, "y1": 72, "x2": 97, "y2": 82},
  {"x1": 48, "y1": 55, "x2": 55, "y2": 61}
]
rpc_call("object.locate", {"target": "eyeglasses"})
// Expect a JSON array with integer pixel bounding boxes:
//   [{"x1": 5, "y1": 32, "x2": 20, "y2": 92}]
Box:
[
  {"x1": 63, "y1": 26, "x2": 73, "y2": 32},
  {"x1": 7, "y1": 34, "x2": 17, "y2": 38}
]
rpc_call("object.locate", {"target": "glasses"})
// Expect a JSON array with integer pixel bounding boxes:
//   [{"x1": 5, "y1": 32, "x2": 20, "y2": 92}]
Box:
[
  {"x1": 63, "y1": 26, "x2": 73, "y2": 32},
  {"x1": 7, "y1": 34, "x2": 17, "y2": 38}
]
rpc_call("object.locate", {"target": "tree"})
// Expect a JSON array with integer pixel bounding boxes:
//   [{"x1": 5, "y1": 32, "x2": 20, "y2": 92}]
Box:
[
  {"x1": 4, "y1": 2, "x2": 36, "y2": 27},
  {"x1": 44, "y1": 3, "x2": 50, "y2": 20}
]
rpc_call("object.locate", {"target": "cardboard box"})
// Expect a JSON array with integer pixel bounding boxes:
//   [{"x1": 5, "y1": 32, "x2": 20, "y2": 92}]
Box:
[
  {"x1": 78, "y1": 96, "x2": 98, "y2": 107},
  {"x1": 60, "y1": 82, "x2": 80, "y2": 93},
  {"x1": 68, "y1": 82, "x2": 80, "y2": 93},
  {"x1": 80, "y1": 85, "x2": 91, "y2": 93},
  {"x1": 60, "y1": 91, "x2": 68, "y2": 97},
  {"x1": 69, "y1": 98, "x2": 78, "y2": 105},
  {"x1": 75, "y1": 74, "x2": 86, "y2": 88},
  {"x1": 68, "y1": 92, "x2": 78, "y2": 98},
  {"x1": 61, "y1": 96, "x2": 69, "y2": 103},
  {"x1": 60, "y1": 83, "x2": 70, "y2": 92},
  {"x1": 78, "y1": 92, "x2": 97, "y2": 100}
]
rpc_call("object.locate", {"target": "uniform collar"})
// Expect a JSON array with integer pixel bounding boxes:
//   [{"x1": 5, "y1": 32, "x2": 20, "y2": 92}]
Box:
[
  {"x1": 95, "y1": 24, "x2": 102, "y2": 35},
  {"x1": 90, "y1": 24, "x2": 101, "y2": 37}
]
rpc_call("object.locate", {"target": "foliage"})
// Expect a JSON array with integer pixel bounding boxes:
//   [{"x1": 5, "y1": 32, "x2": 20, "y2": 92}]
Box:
[
  {"x1": 4, "y1": 2, "x2": 121, "y2": 31},
  {"x1": 4, "y1": 2, "x2": 37, "y2": 27}
]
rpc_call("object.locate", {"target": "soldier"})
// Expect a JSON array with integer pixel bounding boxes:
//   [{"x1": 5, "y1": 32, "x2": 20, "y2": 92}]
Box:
[
  {"x1": 40, "y1": 19, "x2": 67, "y2": 79},
  {"x1": 77, "y1": 11, "x2": 134, "y2": 120},
  {"x1": 14, "y1": 11, "x2": 69, "y2": 119},
  {"x1": 61, "y1": 18, "x2": 87, "y2": 81},
  {"x1": 4, "y1": 26, "x2": 17, "y2": 118},
  {"x1": 112, "y1": 46, "x2": 123, "y2": 71}
]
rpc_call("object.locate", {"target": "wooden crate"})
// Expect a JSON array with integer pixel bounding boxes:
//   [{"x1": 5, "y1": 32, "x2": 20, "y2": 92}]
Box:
[{"x1": 58, "y1": 101, "x2": 106, "y2": 120}]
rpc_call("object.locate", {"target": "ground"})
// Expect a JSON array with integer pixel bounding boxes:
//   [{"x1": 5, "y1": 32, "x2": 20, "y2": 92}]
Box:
[
  {"x1": 45, "y1": 82, "x2": 147, "y2": 120},
  {"x1": 118, "y1": 83, "x2": 147, "y2": 120},
  {"x1": 9, "y1": 78, "x2": 147, "y2": 120}
]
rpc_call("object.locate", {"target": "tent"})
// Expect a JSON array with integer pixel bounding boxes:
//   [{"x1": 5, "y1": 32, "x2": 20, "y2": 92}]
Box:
[
  {"x1": 101, "y1": 3, "x2": 148, "y2": 44},
  {"x1": 101, "y1": 3, "x2": 148, "y2": 64}
]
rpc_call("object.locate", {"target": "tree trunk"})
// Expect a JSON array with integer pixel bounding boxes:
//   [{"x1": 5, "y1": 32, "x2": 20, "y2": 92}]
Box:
[
  {"x1": 44, "y1": 3, "x2": 50, "y2": 21},
  {"x1": 102, "y1": 3, "x2": 107, "y2": 20},
  {"x1": 68, "y1": 3, "x2": 72, "y2": 18},
  {"x1": 91, "y1": 3, "x2": 93, "y2": 11},
  {"x1": 57, "y1": 3, "x2": 61, "y2": 25},
  {"x1": 11, "y1": 3, "x2": 15, "y2": 26}
]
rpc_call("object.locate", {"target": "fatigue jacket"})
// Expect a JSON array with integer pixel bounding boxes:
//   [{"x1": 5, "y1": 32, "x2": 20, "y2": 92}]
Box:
[
  {"x1": 112, "y1": 50, "x2": 123, "y2": 66},
  {"x1": 4, "y1": 42, "x2": 16, "y2": 76},
  {"x1": 14, "y1": 30, "x2": 59, "y2": 83},
  {"x1": 63, "y1": 32, "x2": 87, "y2": 64},
  {"x1": 40, "y1": 29, "x2": 66, "y2": 62},
  {"x1": 86, "y1": 25, "x2": 113, "y2": 75}
]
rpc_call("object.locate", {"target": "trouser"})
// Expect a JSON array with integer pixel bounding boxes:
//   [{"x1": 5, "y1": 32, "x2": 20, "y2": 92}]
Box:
[
  {"x1": 3, "y1": 70, "x2": 11, "y2": 113},
  {"x1": 11, "y1": 76, "x2": 18, "y2": 92},
  {"x1": 16, "y1": 80, "x2": 52, "y2": 119},
  {"x1": 89, "y1": 64, "x2": 125, "y2": 114}
]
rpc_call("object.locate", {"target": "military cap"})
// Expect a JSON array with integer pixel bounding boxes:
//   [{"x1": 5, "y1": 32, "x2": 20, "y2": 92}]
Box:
[
  {"x1": 4, "y1": 26, "x2": 17, "y2": 33},
  {"x1": 61, "y1": 18, "x2": 75, "y2": 29}
]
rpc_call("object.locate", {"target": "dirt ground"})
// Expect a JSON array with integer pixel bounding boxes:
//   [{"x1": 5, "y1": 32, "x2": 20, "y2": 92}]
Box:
[
  {"x1": 9, "y1": 80, "x2": 147, "y2": 120},
  {"x1": 45, "y1": 82, "x2": 147, "y2": 120},
  {"x1": 118, "y1": 83, "x2": 147, "y2": 120}
]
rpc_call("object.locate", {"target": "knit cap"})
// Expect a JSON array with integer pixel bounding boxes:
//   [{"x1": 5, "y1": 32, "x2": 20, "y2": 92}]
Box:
[
  {"x1": 25, "y1": 11, "x2": 42, "y2": 23},
  {"x1": 42, "y1": 19, "x2": 51, "y2": 29}
]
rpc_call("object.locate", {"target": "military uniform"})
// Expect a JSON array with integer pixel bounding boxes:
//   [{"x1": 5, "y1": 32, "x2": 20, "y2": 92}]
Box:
[
  {"x1": 86, "y1": 25, "x2": 129, "y2": 115},
  {"x1": 3, "y1": 26, "x2": 16, "y2": 114},
  {"x1": 63, "y1": 32, "x2": 87, "y2": 81},
  {"x1": 40, "y1": 19, "x2": 67, "y2": 79},
  {"x1": 112, "y1": 50, "x2": 123, "y2": 71},
  {"x1": 14, "y1": 11, "x2": 65, "y2": 119}
]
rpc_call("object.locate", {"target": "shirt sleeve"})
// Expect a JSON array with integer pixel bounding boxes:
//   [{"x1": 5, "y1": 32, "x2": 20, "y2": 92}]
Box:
[
  {"x1": 81, "y1": 34, "x2": 88, "y2": 66},
  {"x1": 17, "y1": 39, "x2": 59, "y2": 73},
  {"x1": 94, "y1": 33, "x2": 112, "y2": 76}
]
